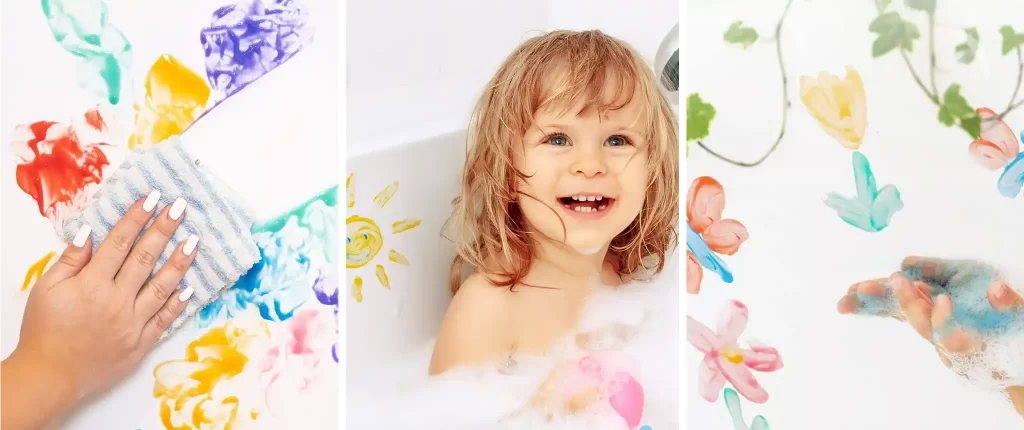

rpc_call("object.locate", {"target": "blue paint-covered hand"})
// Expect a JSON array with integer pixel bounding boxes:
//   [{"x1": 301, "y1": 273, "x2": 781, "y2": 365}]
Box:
[
  {"x1": 823, "y1": 151, "x2": 904, "y2": 233},
  {"x1": 837, "y1": 256, "x2": 1024, "y2": 416}
]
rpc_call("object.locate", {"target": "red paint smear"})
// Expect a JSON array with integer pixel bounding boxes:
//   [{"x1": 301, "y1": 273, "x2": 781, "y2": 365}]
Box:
[
  {"x1": 13, "y1": 120, "x2": 110, "y2": 217},
  {"x1": 83, "y1": 108, "x2": 107, "y2": 131}
]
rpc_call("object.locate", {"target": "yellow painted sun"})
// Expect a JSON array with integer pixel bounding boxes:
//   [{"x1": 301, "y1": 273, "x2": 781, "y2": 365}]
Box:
[{"x1": 346, "y1": 173, "x2": 420, "y2": 303}]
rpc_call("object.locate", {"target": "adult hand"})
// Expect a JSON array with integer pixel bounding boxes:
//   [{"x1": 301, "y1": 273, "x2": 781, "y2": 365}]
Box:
[
  {"x1": 836, "y1": 256, "x2": 1024, "y2": 416},
  {"x1": 1, "y1": 193, "x2": 199, "y2": 430}
]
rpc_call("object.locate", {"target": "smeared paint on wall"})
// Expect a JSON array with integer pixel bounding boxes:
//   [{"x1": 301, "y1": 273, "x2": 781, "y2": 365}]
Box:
[
  {"x1": 800, "y1": 66, "x2": 868, "y2": 150},
  {"x1": 41, "y1": 0, "x2": 132, "y2": 104},
  {"x1": 823, "y1": 151, "x2": 904, "y2": 232},
  {"x1": 199, "y1": 186, "x2": 338, "y2": 326},
  {"x1": 21, "y1": 251, "x2": 56, "y2": 291},
  {"x1": 685, "y1": 176, "x2": 748, "y2": 292},
  {"x1": 311, "y1": 266, "x2": 339, "y2": 362},
  {"x1": 129, "y1": 55, "x2": 210, "y2": 149},
  {"x1": 967, "y1": 109, "x2": 1023, "y2": 198},
  {"x1": 9, "y1": 107, "x2": 111, "y2": 232},
  {"x1": 200, "y1": 0, "x2": 315, "y2": 104},
  {"x1": 345, "y1": 174, "x2": 421, "y2": 302},
  {"x1": 258, "y1": 308, "x2": 333, "y2": 414},
  {"x1": 152, "y1": 318, "x2": 268, "y2": 430}
]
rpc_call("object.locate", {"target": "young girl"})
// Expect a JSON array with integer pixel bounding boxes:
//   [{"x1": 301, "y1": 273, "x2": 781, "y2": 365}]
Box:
[{"x1": 428, "y1": 29, "x2": 678, "y2": 423}]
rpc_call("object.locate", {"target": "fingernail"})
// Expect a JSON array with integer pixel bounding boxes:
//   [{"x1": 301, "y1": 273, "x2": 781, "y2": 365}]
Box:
[
  {"x1": 994, "y1": 282, "x2": 1009, "y2": 300},
  {"x1": 183, "y1": 234, "x2": 199, "y2": 256},
  {"x1": 142, "y1": 189, "x2": 161, "y2": 212},
  {"x1": 72, "y1": 225, "x2": 91, "y2": 247},
  {"x1": 177, "y1": 286, "x2": 194, "y2": 302},
  {"x1": 168, "y1": 198, "x2": 187, "y2": 220}
]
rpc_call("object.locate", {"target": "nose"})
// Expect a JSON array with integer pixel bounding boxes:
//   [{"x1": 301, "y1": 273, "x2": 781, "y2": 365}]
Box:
[{"x1": 570, "y1": 147, "x2": 608, "y2": 178}]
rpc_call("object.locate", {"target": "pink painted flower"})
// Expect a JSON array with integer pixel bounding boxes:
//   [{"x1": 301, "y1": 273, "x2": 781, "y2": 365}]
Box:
[
  {"x1": 687, "y1": 300, "x2": 782, "y2": 403},
  {"x1": 968, "y1": 107, "x2": 1020, "y2": 170}
]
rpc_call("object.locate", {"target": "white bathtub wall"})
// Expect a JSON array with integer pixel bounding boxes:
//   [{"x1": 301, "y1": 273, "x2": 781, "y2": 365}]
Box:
[
  {"x1": 346, "y1": 0, "x2": 680, "y2": 158},
  {"x1": 345, "y1": 131, "x2": 466, "y2": 385},
  {"x1": 688, "y1": 0, "x2": 1023, "y2": 428}
]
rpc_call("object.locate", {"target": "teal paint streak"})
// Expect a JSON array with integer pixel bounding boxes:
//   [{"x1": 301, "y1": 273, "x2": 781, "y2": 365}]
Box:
[
  {"x1": 724, "y1": 388, "x2": 770, "y2": 430},
  {"x1": 253, "y1": 185, "x2": 339, "y2": 263},
  {"x1": 824, "y1": 150, "x2": 904, "y2": 232},
  {"x1": 41, "y1": 0, "x2": 132, "y2": 105}
]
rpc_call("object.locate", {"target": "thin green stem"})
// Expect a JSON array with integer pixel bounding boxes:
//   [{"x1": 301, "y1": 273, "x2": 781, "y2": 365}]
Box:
[
  {"x1": 872, "y1": 0, "x2": 940, "y2": 105},
  {"x1": 993, "y1": 46, "x2": 1024, "y2": 123},
  {"x1": 927, "y1": 12, "x2": 940, "y2": 99},
  {"x1": 696, "y1": 0, "x2": 794, "y2": 167}
]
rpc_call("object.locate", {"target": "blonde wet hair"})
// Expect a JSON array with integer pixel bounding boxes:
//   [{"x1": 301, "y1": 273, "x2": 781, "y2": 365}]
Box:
[{"x1": 443, "y1": 29, "x2": 679, "y2": 294}]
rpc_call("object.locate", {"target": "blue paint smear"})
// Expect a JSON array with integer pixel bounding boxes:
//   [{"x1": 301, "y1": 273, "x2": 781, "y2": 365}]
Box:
[
  {"x1": 823, "y1": 151, "x2": 904, "y2": 233},
  {"x1": 686, "y1": 221, "x2": 733, "y2": 283},
  {"x1": 997, "y1": 150, "x2": 1024, "y2": 199},
  {"x1": 197, "y1": 185, "x2": 337, "y2": 327},
  {"x1": 199, "y1": 0, "x2": 315, "y2": 105},
  {"x1": 724, "y1": 388, "x2": 770, "y2": 430}
]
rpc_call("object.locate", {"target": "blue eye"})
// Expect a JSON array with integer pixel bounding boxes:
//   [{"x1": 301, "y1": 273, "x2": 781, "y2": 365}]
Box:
[
  {"x1": 547, "y1": 134, "x2": 570, "y2": 146},
  {"x1": 606, "y1": 135, "x2": 630, "y2": 147}
]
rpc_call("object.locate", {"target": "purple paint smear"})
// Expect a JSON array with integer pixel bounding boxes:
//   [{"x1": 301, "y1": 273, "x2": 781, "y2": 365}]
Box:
[
  {"x1": 200, "y1": 0, "x2": 314, "y2": 104},
  {"x1": 312, "y1": 265, "x2": 339, "y2": 362}
]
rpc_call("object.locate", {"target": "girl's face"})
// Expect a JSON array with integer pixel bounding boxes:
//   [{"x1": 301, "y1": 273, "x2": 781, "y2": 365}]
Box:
[{"x1": 513, "y1": 87, "x2": 650, "y2": 255}]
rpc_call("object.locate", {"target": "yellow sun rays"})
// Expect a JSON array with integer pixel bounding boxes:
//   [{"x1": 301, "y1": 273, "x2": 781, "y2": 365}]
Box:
[
  {"x1": 21, "y1": 251, "x2": 56, "y2": 291},
  {"x1": 346, "y1": 173, "x2": 419, "y2": 302}
]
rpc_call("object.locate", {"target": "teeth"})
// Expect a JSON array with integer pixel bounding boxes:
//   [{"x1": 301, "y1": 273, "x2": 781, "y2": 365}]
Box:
[
  {"x1": 596, "y1": 196, "x2": 603, "y2": 201},
  {"x1": 598, "y1": 205, "x2": 606, "y2": 210},
  {"x1": 574, "y1": 206, "x2": 594, "y2": 212},
  {"x1": 568, "y1": 195, "x2": 606, "y2": 201}
]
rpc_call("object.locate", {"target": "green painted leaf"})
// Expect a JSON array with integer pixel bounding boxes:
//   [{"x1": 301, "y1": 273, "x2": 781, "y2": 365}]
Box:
[
  {"x1": 905, "y1": 0, "x2": 936, "y2": 13},
  {"x1": 879, "y1": 0, "x2": 893, "y2": 10},
  {"x1": 686, "y1": 93, "x2": 717, "y2": 141},
  {"x1": 955, "y1": 27, "x2": 979, "y2": 64},
  {"x1": 937, "y1": 105, "x2": 955, "y2": 126},
  {"x1": 999, "y1": 25, "x2": 1024, "y2": 55},
  {"x1": 941, "y1": 83, "x2": 973, "y2": 118},
  {"x1": 869, "y1": 12, "x2": 920, "y2": 57},
  {"x1": 724, "y1": 21, "x2": 759, "y2": 49},
  {"x1": 959, "y1": 112, "x2": 981, "y2": 138}
]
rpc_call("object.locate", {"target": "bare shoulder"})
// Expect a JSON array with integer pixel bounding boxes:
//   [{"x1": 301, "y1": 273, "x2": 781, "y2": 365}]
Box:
[{"x1": 428, "y1": 273, "x2": 513, "y2": 375}]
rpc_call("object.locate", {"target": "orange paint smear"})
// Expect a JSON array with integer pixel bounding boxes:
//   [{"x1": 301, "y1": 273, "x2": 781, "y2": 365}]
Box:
[
  {"x1": 153, "y1": 322, "x2": 260, "y2": 430},
  {"x1": 21, "y1": 251, "x2": 56, "y2": 291},
  {"x1": 128, "y1": 54, "x2": 210, "y2": 149},
  {"x1": 10, "y1": 109, "x2": 110, "y2": 221}
]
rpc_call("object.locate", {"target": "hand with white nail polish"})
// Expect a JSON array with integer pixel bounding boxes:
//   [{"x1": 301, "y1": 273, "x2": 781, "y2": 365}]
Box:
[
  {"x1": 836, "y1": 256, "x2": 1024, "y2": 417},
  {"x1": 1, "y1": 192, "x2": 199, "y2": 430}
]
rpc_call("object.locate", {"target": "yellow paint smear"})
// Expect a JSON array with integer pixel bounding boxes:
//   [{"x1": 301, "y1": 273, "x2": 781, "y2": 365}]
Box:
[
  {"x1": 346, "y1": 173, "x2": 355, "y2": 208},
  {"x1": 376, "y1": 264, "x2": 391, "y2": 289},
  {"x1": 387, "y1": 249, "x2": 410, "y2": 265},
  {"x1": 352, "y1": 276, "x2": 363, "y2": 302},
  {"x1": 392, "y1": 219, "x2": 421, "y2": 234},
  {"x1": 22, "y1": 251, "x2": 56, "y2": 291},
  {"x1": 128, "y1": 54, "x2": 210, "y2": 149},
  {"x1": 153, "y1": 323, "x2": 256, "y2": 430},
  {"x1": 373, "y1": 182, "x2": 399, "y2": 208}
]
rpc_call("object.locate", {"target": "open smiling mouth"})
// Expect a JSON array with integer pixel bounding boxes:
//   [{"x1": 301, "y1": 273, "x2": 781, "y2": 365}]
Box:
[{"x1": 557, "y1": 194, "x2": 616, "y2": 214}]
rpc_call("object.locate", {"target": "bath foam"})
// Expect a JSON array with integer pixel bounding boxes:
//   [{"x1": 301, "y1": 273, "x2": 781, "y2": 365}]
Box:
[
  {"x1": 61, "y1": 136, "x2": 262, "y2": 341},
  {"x1": 349, "y1": 259, "x2": 680, "y2": 429},
  {"x1": 855, "y1": 260, "x2": 1024, "y2": 389}
]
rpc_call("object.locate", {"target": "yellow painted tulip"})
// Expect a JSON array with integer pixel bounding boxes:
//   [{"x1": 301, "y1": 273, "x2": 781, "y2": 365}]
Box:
[{"x1": 800, "y1": 66, "x2": 867, "y2": 150}]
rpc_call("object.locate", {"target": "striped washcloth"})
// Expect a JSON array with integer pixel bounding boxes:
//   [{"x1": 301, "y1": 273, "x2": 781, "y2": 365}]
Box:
[{"x1": 62, "y1": 135, "x2": 261, "y2": 341}]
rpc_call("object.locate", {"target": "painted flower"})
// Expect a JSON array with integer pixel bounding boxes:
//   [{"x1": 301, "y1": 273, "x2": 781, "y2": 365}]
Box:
[
  {"x1": 800, "y1": 66, "x2": 868, "y2": 150},
  {"x1": 686, "y1": 177, "x2": 749, "y2": 294},
  {"x1": 968, "y1": 107, "x2": 1020, "y2": 170},
  {"x1": 687, "y1": 300, "x2": 782, "y2": 403}
]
